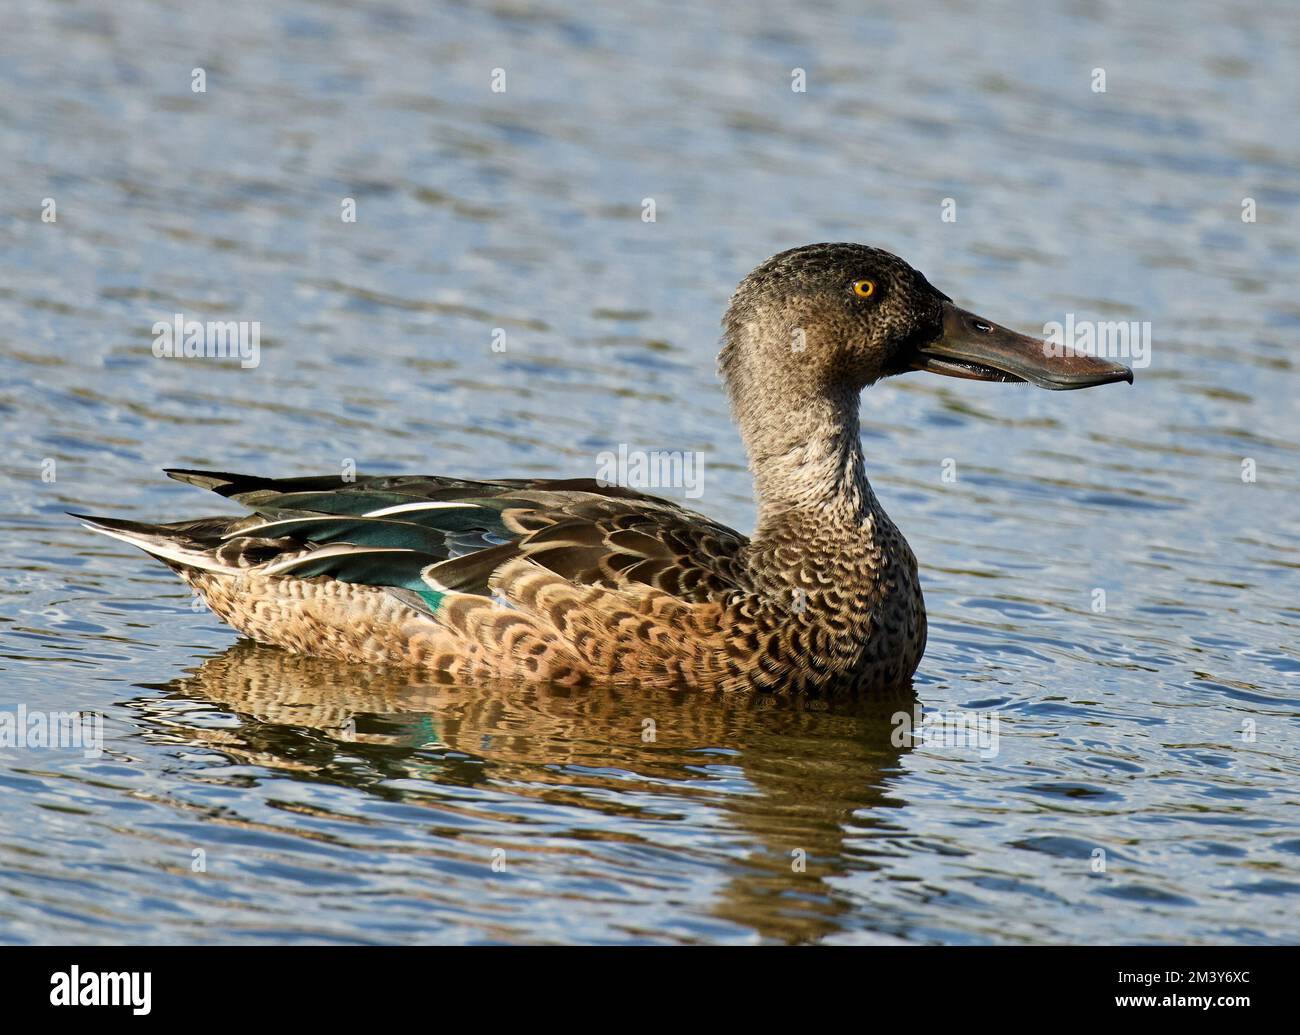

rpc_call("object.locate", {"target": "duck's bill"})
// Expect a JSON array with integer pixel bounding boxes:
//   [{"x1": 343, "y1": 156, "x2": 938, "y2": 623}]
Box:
[{"x1": 912, "y1": 302, "x2": 1133, "y2": 390}]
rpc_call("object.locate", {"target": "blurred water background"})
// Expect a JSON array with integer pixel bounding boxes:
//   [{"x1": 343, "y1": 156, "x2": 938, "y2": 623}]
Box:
[{"x1": 0, "y1": 0, "x2": 1297, "y2": 943}]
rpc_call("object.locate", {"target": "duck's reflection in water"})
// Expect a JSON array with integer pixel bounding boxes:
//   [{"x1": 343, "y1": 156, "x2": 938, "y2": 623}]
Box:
[{"x1": 134, "y1": 639, "x2": 919, "y2": 943}]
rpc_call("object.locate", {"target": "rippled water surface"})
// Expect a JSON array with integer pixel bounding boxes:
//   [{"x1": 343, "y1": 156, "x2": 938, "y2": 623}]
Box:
[{"x1": 2, "y1": 0, "x2": 1298, "y2": 944}]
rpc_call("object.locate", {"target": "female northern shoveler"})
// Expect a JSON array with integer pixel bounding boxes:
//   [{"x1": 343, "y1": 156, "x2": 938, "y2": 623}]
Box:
[{"x1": 78, "y1": 244, "x2": 1131, "y2": 692}]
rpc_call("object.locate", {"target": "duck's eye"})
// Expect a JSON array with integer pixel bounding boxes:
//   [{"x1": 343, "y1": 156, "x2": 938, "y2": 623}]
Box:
[{"x1": 851, "y1": 279, "x2": 876, "y2": 299}]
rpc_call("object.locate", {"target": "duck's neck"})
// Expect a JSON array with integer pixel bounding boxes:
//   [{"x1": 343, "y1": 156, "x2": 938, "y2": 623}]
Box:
[{"x1": 735, "y1": 382, "x2": 878, "y2": 538}]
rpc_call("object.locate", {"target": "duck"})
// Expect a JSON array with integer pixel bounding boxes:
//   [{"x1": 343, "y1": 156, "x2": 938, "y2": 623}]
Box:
[{"x1": 77, "y1": 243, "x2": 1132, "y2": 693}]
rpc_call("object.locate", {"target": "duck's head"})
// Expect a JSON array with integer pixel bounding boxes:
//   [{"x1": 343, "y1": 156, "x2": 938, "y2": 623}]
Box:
[{"x1": 719, "y1": 242, "x2": 1133, "y2": 400}]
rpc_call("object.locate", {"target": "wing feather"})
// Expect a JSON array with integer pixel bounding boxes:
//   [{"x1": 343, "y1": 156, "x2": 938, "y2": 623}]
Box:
[{"x1": 163, "y1": 468, "x2": 750, "y2": 605}]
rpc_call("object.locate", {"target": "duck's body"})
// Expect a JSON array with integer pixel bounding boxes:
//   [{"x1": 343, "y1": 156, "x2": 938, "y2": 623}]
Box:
[
  {"x1": 81, "y1": 465, "x2": 925, "y2": 692},
  {"x1": 79, "y1": 244, "x2": 1129, "y2": 692}
]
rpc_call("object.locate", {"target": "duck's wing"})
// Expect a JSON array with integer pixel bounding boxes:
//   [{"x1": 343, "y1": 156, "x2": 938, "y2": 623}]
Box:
[{"x1": 84, "y1": 469, "x2": 750, "y2": 615}]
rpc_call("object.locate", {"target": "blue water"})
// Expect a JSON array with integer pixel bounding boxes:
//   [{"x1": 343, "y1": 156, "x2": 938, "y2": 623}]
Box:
[{"x1": 0, "y1": 0, "x2": 1297, "y2": 943}]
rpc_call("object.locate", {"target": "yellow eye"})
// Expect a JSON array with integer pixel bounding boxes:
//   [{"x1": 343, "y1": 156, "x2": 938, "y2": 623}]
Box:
[{"x1": 852, "y1": 279, "x2": 876, "y2": 298}]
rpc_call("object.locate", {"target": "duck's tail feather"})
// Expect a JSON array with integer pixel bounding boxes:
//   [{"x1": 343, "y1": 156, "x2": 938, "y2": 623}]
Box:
[{"x1": 71, "y1": 513, "x2": 241, "y2": 576}]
